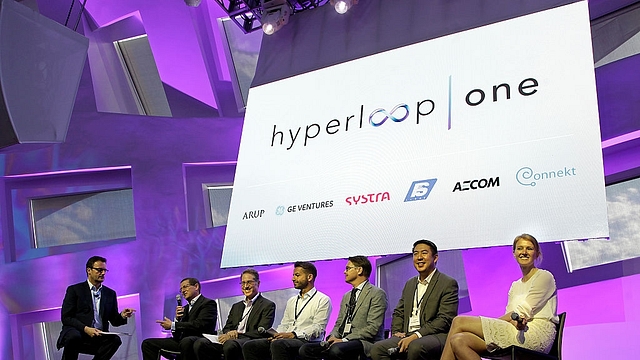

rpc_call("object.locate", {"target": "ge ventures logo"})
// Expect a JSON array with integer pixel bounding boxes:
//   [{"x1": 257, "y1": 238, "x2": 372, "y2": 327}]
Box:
[
  {"x1": 275, "y1": 206, "x2": 285, "y2": 215},
  {"x1": 405, "y1": 179, "x2": 437, "y2": 202}
]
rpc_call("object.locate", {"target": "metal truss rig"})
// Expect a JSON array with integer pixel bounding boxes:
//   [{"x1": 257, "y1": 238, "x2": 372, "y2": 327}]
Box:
[{"x1": 212, "y1": 0, "x2": 330, "y2": 33}]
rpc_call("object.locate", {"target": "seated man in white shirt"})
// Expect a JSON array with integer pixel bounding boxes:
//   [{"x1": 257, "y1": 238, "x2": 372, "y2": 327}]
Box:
[{"x1": 242, "y1": 261, "x2": 332, "y2": 360}]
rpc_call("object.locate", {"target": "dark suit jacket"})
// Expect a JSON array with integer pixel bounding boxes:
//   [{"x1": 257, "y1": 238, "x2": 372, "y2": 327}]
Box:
[
  {"x1": 391, "y1": 269, "x2": 459, "y2": 338},
  {"x1": 221, "y1": 294, "x2": 276, "y2": 339},
  {"x1": 173, "y1": 294, "x2": 217, "y2": 339},
  {"x1": 329, "y1": 281, "x2": 388, "y2": 356},
  {"x1": 57, "y1": 281, "x2": 127, "y2": 349}
]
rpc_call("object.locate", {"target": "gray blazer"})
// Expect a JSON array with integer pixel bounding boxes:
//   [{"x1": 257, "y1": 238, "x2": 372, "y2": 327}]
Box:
[
  {"x1": 391, "y1": 269, "x2": 459, "y2": 340},
  {"x1": 329, "y1": 281, "x2": 388, "y2": 356}
]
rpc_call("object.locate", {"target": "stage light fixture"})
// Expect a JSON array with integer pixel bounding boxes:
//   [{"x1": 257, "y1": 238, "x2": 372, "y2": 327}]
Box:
[
  {"x1": 184, "y1": 0, "x2": 202, "y2": 7},
  {"x1": 330, "y1": 0, "x2": 358, "y2": 14},
  {"x1": 261, "y1": 0, "x2": 291, "y2": 35}
]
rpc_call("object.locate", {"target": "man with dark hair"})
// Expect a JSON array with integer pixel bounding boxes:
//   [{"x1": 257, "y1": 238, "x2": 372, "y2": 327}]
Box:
[
  {"x1": 193, "y1": 268, "x2": 276, "y2": 360},
  {"x1": 299, "y1": 256, "x2": 388, "y2": 360},
  {"x1": 370, "y1": 240, "x2": 459, "y2": 360},
  {"x1": 141, "y1": 277, "x2": 217, "y2": 360},
  {"x1": 243, "y1": 261, "x2": 332, "y2": 360},
  {"x1": 57, "y1": 256, "x2": 136, "y2": 360}
]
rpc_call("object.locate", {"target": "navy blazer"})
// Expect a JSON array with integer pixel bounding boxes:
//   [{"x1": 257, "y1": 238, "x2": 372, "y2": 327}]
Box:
[
  {"x1": 222, "y1": 294, "x2": 276, "y2": 339},
  {"x1": 57, "y1": 281, "x2": 127, "y2": 349},
  {"x1": 173, "y1": 295, "x2": 218, "y2": 338}
]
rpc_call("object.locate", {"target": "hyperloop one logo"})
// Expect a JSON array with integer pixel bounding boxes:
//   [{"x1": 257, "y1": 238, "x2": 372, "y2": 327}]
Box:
[
  {"x1": 369, "y1": 104, "x2": 410, "y2": 127},
  {"x1": 270, "y1": 100, "x2": 435, "y2": 150},
  {"x1": 270, "y1": 76, "x2": 539, "y2": 150}
]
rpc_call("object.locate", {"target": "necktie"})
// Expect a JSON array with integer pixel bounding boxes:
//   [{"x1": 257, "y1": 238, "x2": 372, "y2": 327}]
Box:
[
  {"x1": 348, "y1": 288, "x2": 358, "y2": 313},
  {"x1": 339, "y1": 288, "x2": 358, "y2": 335},
  {"x1": 183, "y1": 303, "x2": 190, "y2": 321},
  {"x1": 91, "y1": 286, "x2": 102, "y2": 330}
]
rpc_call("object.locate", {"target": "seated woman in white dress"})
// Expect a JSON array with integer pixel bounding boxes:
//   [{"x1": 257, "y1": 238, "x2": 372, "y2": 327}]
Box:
[{"x1": 440, "y1": 233, "x2": 559, "y2": 360}]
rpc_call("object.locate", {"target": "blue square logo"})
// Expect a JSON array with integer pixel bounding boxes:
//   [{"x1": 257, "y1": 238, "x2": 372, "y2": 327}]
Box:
[{"x1": 405, "y1": 179, "x2": 437, "y2": 202}]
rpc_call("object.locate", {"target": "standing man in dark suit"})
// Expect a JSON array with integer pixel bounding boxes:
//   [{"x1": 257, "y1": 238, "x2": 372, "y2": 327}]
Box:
[
  {"x1": 141, "y1": 277, "x2": 217, "y2": 360},
  {"x1": 299, "y1": 255, "x2": 388, "y2": 360},
  {"x1": 193, "y1": 268, "x2": 276, "y2": 360},
  {"x1": 370, "y1": 240, "x2": 459, "y2": 360},
  {"x1": 56, "y1": 256, "x2": 136, "y2": 360}
]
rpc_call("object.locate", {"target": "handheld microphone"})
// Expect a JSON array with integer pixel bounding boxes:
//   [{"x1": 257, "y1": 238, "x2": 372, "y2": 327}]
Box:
[
  {"x1": 319, "y1": 340, "x2": 330, "y2": 348},
  {"x1": 511, "y1": 312, "x2": 523, "y2": 324},
  {"x1": 387, "y1": 347, "x2": 399, "y2": 355},
  {"x1": 176, "y1": 294, "x2": 182, "y2": 307},
  {"x1": 258, "y1": 327, "x2": 278, "y2": 337}
]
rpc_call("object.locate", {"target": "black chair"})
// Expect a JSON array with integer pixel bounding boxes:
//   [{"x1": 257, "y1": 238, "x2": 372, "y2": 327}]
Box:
[
  {"x1": 482, "y1": 312, "x2": 566, "y2": 360},
  {"x1": 157, "y1": 348, "x2": 181, "y2": 360}
]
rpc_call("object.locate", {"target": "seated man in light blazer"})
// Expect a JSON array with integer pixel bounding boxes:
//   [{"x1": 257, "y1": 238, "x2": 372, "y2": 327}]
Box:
[
  {"x1": 370, "y1": 239, "x2": 459, "y2": 360},
  {"x1": 193, "y1": 268, "x2": 277, "y2": 360},
  {"x1": 299, "y1": 255, "x2": 388, "y2": 360}
]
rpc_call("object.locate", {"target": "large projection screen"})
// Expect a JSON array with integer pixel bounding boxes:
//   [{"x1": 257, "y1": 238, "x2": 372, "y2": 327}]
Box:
[{"x1": 222, "y1": 1, "x2": 609, "y2": 268}]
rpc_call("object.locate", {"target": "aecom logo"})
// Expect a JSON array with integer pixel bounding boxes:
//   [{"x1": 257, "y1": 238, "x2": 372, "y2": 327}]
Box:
[{"x1": 269, "y1": 77, "x2": 539, "y2": 150}]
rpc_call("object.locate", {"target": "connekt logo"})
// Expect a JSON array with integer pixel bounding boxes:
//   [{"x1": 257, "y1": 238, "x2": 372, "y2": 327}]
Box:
[
  {"x1": 452, "y1": 177, "x2": 499, "y2": 192},
  {"x1": 345, "y1": 192, "x2": 390, "y2": 206},
  {"x1": 405, "y1": 179, "x2": 437, "y2": 202},
  {"x1": 516, "y1": 166, "x2": 577, "y2": 187},
  {"x1": 269, "y1": 76, "x2": 539, "y2": 150}
]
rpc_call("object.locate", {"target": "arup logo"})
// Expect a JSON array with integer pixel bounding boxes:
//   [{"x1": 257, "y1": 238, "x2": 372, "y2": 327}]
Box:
[
  {"x1": 405, "y1": 179, "x2": 437, "y2": 202},
  {"x1": 452, "y1": 177, "x2": 499, "y2": 192},
  {"x1": 243, "y1": 209, "x2": 265, "y2": 220},
  {"x1": 516, "y1": 166, "x2": 576, "y2": 187}
]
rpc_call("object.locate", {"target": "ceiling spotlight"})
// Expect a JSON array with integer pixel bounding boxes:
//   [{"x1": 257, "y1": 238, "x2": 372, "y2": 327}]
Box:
[
  {"x1": 330, "y1": 0, "x2": 358, "y2": 14},
  {"x1": 184, "y1": 0, "x2": 202, "y2": 7},
  {"x1": 261, "y1": 0, "x2": 291, "y2": 35}
]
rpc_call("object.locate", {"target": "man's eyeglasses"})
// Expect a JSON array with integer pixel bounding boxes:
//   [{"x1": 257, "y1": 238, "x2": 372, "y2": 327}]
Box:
[
  {"x1": 240, "y1": 280, "x2": 257, "y2": 286},
  {"x1": 91, "y1": 268, "x2": 109, "y2": 273},
  {"x1": 345, "y1": 266, "x2": 360, "y2": 271},
  {"x1": 180, "y1": 284, "x2": 195, "y2": 291}
]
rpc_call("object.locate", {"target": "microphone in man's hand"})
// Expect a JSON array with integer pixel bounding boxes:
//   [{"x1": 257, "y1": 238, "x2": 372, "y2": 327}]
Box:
[
  {"x1": 176, "y1": 294, "x2": 182, "y2": 307},
  {"x1": 258, "y1": 327, "x2": 278, "y2": 337},
  {"x1": 511, "y1": 312, "x2": 523, "y2": 324},
  {"x1": 387, "y1": 347, "x2": 400, "y2": 355}
]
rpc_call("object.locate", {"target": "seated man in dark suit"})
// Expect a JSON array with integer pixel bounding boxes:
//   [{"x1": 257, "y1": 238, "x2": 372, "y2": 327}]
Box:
[
  {"x1": 299, "y1": 255, "x2": 388, "y2": 360},
  {"x1": 370, "y1": 240, "x2": 459, "y2": 360},
  {"x1": 193, "y1": 268, "x2": 276, "y2": 360},
  {"x1": 56, "y1": 255, "x2": 136, "y2": 360},
  {"x1": 141, "y1": 277, "x2": 218, "y2": 360}
]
